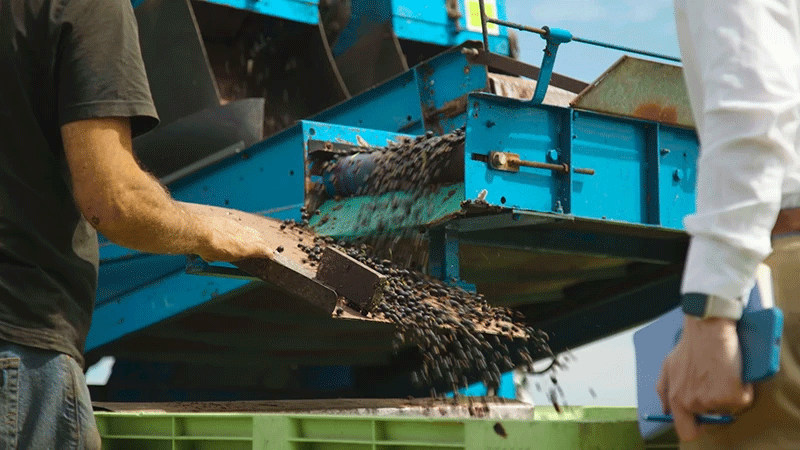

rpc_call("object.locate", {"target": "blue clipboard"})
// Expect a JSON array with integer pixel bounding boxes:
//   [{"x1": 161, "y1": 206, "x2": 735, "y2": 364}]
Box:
[{"x1": 634, "y1": 265, "x2": 783, "y2": 439}]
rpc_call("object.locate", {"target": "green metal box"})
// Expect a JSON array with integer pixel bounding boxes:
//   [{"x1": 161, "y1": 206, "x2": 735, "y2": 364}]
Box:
[{"x1": 95, "y1": 406, "x2": 677, "y2": 450}]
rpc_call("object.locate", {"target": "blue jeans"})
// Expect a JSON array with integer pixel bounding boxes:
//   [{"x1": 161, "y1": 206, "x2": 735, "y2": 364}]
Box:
[{"x1": 0, "y1": 343, "x2": 100, "y2": 450}]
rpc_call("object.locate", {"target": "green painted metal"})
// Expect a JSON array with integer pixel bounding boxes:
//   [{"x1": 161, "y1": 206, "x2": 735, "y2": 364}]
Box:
[
  {"x1": 310, "y1": 183, "x2": 466, "y2": 238},
  {"x1": 95, "y1": 407, "x2": 677, "y2": 449}
]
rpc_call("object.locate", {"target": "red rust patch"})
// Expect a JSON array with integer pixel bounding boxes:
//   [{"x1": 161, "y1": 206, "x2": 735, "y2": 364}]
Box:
[{"x1": 634, "y1": 103, "x2": 678, "y2": 124}]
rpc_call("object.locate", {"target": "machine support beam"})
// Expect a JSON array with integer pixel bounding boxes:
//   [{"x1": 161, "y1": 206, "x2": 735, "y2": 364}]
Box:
[{"x1": 428, "y1": 227, "x2": 476, "y2": 292}]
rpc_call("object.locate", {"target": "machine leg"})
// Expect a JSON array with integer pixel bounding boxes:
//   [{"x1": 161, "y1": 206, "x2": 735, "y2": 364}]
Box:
[{"x1": 428, "y1": 227, "x2": 476, "y2": 292}]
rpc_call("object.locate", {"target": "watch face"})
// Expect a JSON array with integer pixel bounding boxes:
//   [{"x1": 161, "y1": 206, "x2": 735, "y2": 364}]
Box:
[{"x1": 681, "y1": 293, "x2": 708, "y2": 318}]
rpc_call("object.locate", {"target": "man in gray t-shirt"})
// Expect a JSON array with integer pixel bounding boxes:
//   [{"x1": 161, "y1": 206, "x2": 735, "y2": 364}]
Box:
[{"x1": 0, "y1": 0, "x2": 273, "y2": 446}]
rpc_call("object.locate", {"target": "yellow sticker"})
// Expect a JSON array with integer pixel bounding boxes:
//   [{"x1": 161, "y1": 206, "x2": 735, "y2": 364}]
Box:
[{"x1": 465, "y1": 0, "x2": 500, "y2": 35}]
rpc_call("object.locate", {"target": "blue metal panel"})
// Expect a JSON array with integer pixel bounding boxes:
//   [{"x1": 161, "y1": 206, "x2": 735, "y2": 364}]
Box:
[
  {"x1": 98, "y1": 236, "x2": 138, "y2": 262},
  {"x1": 334, "y1": 0, "x2": 509, "y2": 56},
  {"x1": 392, "y1": 18, "x2": 508, "y2": 56},
  {"x1": 86, "y1": 272, "x2": 253, "y2": 351},
  {"x1": 463, "y1": 94, "x2": 699, "y2": 229},
  {"x1": 97, "y1": 255, "x2": 186, "y2": 304},
  {"x1": 303, "y1": 121, "x2": 411, "y2": 151},
  {"x1": 416, "y1": 48, "x2": 488, "y2": 133},
  {"x1": 201, "y1": 0, "x2": 319, "y2": 24},
  {"x1": 570, "y1": 110, "x2": 649, "y2": 223},
  {"x1": 464, "y1": 97, "x2": 564, "y2": 212},
  {"x1": 391, "y1": 0, "x2": 509, "y2": 54},
  {"x1": 314, "y1": 46, "x2": 488, "y2": 135},
  {"x1": 312, "y1": 71, "x2": 425, "y2": 134},
  {"x1": 169, "y1": 124, "x2": 306, "y2": 216},
  {"x1": 448, "y1": 371, "x2": 515, "y2": 399},
  {"x1": 658, "y1": 126, "x2": 698, "y2": 229}
]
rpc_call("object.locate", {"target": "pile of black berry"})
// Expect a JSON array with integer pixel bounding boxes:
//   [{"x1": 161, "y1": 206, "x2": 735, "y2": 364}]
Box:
[
  {"x1": 304, "y1": 128, "x2": 559, "y2": 397},
  {"x1": 288, "y1": 231, "x2": 555, "y2": 395}
]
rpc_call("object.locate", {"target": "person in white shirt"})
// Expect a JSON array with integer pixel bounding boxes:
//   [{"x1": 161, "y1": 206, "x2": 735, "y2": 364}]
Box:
[{"x1": 658, "y1": 0, "x2": 800, "y2": 446}]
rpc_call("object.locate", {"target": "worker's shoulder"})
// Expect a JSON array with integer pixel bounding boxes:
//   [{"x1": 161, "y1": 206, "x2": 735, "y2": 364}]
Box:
[
  {"x1": 4, "y1": 0, "x2": 121, "y2": 30},
  {"x1": 49, "y1": 0, "x2": 133, "y2": 23}
]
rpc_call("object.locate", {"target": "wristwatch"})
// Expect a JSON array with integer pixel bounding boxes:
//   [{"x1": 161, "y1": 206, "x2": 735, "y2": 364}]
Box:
[{"x1": 681, "y1": 293, "x2": 744, "y2": 320}]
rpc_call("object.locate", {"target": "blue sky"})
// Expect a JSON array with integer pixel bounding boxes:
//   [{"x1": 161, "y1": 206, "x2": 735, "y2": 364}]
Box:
[{"x1": 506, "y1": 0, "x2": 681, "y2": 82}]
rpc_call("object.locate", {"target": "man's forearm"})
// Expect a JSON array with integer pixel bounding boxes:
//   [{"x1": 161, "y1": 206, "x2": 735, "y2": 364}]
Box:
[{"x1": 90, "y1": 170, "x2": 207, "y2": 255}]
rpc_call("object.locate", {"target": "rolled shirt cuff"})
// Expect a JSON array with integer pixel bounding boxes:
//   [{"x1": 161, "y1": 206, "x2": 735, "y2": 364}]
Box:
[{"x1": 681, "y1": 236, "x2": 761, "y2": 309}]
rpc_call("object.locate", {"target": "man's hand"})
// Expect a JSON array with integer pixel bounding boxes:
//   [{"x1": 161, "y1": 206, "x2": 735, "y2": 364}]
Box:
[
  {"x1": 195, "y1": 215, "x2": 275, "y2": 263},
  {"x1": 656, "y1": 317, "x2": 753, "y2": 442}
]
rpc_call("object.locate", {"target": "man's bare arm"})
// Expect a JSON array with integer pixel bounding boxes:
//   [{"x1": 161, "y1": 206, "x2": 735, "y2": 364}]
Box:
[{"x1": 61, "y1": 117, "x2": 273, "y2": 262}]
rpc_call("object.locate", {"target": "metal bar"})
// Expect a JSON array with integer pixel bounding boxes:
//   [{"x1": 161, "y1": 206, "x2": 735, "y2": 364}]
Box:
[
  {"x1": 428, "y1": 227, "x2": 476, "y2": 291},
  {"x1": 530, "y1": 29, "x2": 568, "y2": 104},
  {"x1": 485, "y1": 17, "x2": 546, "y2": 36},
  {"x1": 490, "y1": 151, "x2": 595, "y2": 175},
  {"x1": 559, "y1": 109, "x2": 574, "y2": 214},
  {"x1": 646, "y1": 124, "x2": 662, "y2": 225},
  {"x1": 186, "y1": 255, "x2": 259, "y2": 280},
  {"x1": 517, "y1": 159, "x2": 569, "y2": 173},
  {"x1": 571, "y1": 36, "x2": 681, "y2": 63},
  {"x1": 478, "y1": 0, "x2": 490, "y2": 51},
  {"x1": 484, "y1": 17, "x2": 681, "y2": 63}
]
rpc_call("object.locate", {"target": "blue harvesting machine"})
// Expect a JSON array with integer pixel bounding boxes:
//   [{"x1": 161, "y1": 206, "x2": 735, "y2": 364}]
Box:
[{"x1": 88, "y1": 0, "x2": 697, "y2": 402}]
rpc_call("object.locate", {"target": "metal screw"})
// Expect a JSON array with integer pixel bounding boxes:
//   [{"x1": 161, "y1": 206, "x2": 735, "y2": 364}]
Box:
[{"x1": 660, "y1": 148, "x2": 671, "y2": 155}]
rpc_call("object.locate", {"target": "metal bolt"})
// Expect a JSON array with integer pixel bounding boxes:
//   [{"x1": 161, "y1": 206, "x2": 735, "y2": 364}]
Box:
[
  {"x1": 673, "y1": 169, "x2": 683, "y2": 181},
  {"x1": 490, "y1": 152, "x2": 507, "y2": 168},
  {"x1": 660, "y1": 148, "x2": 671, "y2": 155},
  {"x1": 546, "y1": 149, "x2": 559, "y2": 163}
]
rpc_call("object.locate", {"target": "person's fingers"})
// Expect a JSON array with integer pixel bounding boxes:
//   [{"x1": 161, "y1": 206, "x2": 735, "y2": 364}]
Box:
[
  {"x1": 741, "y1": 383, "x2": 754, "y2": 407},
  {"x1": 671, "y1": 401, "x2": 700, "y2": 442},
  {"x1": 657, "y1": 360, "x2": 670, "y2": 413}
]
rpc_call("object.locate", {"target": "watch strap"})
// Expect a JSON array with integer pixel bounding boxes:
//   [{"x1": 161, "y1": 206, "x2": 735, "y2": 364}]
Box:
[{"x1": 681, "y1": 293, "x2": 744, "y2": 320}]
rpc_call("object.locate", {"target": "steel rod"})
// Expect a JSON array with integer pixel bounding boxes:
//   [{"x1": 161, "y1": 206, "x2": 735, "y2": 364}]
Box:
[
  {"x1": 478, "y1": 0, "x2": 490, "y2": 51},
  {"x1": 514, "y1": 159, "x2": 568, "y2": 173},
  {"x1": 485, "y1": 17, "x2": 546, "y2": 36},
  {"x1": 571, "y1": 36, "x2": 681, "y2": 62},
  {"x1": 513, "y1": 159, "x2": 595, "y2": 175},
  {"x1": 484, "y1": 17, "x2": 681, "y2": 63}
]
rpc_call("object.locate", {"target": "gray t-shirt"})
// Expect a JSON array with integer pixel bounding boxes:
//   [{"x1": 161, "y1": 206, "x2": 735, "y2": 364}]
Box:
[{"x1": 0, "y1": 0, "x2": 158, "y2": 365}]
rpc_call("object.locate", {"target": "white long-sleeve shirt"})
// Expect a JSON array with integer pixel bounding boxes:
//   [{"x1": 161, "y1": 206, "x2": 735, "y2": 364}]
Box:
[{"x1": 674, "y1": 0, "x2": 800, "y2": 308}]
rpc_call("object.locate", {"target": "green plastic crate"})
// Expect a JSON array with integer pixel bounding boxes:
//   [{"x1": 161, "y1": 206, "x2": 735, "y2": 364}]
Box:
[{"x1": 95, "y1": 406, "x2": 677, "y2": 450}]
